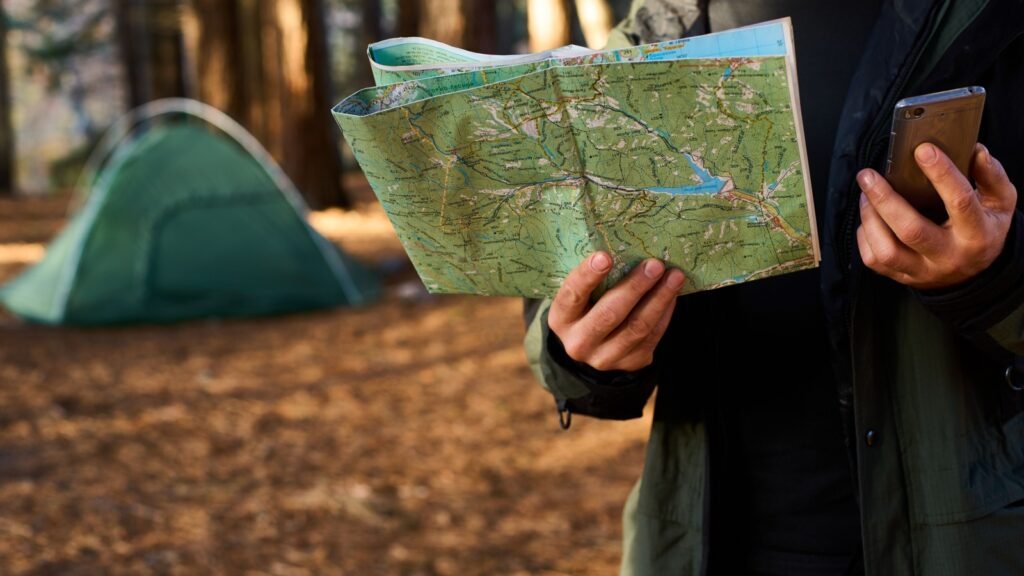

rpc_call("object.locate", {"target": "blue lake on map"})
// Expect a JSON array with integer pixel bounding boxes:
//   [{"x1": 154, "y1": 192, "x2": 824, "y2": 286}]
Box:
[{"x1": 648, "y1": 153, "x2": 728, "y2": 195}]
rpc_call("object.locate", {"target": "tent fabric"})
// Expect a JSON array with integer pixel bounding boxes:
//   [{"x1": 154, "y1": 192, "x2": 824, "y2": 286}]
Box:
[{"x1": 1, "y1": 117, "x2": 378, "y2": 325}]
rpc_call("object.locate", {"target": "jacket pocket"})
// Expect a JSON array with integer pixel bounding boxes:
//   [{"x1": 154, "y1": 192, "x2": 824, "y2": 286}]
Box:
[
  {"x1": 891, "y1": 294, "x2": 1024, "y2": 525},
  {"x1": 901, "y1": 410, "x2": 1024, "y2": 526},
  {"x1": 913, "y1": 494, "x2": 1024, "y2": 575}
]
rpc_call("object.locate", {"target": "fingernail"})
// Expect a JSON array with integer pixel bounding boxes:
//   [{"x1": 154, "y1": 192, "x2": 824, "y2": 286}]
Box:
[
  {"x1": 643, "y1": 260, "x2": 665, "y2": 279},
  {"x1": 666, "y1": 269, "x2": 685, "y2": 290},
  {"x1": 915, "y1": 143, "x2": 937, "y2": 165},
  {"x1": 590, "y1": 252, "x2": 611, "y2": 272},
  {"x1": 857, "y1": 170, "x2": 875, "y2": 191},
  {"x1": 859, "y1": 192, "x2": 868, "y2": 208}
]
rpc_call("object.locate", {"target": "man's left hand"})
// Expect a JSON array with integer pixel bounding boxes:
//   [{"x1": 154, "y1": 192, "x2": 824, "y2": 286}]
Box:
[{"x1": 856, "y1": 143, "x2": 1018, "y2": 290}]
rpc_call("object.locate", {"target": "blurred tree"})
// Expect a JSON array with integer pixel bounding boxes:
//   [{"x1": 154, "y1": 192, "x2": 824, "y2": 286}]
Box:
[
  {"x1": 185, "y1": 0, "x2": 245, "y2": 122},
  {"x1": 362, "y1": 0, "x2": 382, "y2": 51},
  {"x1": 397, "y1": 0, "x2": 496, "y2": 52},
  {"x1": 419, "y1": 0, "x2": 463, "y2": 46},
  {"x1": 183, "y1": 0, "x2": 347, "y2": 208},
  {"x1": 398, "y1": 0, "x2": 419, "y2": 38},
  {"x1": 528, "y1": 0, "x2": 570, "y2": 52},
  {"x1": 0, "y1": 7, "x2": 13, "y2": 195},
  {"x1": 269, "y1": 0, "x2": 345, "y2": 208},
  {"x1": 574, "y1": 0, "x2": 613, "y2": 48},
  {"x1": 360, "y1": 0, "x2": 382, "y2": 78},
  {"x1": 113, "y1": 0, "x2": 188, "y2": 108},
  {"x1": 463, "y1": 1, "x2": 497, "y2": 53}
]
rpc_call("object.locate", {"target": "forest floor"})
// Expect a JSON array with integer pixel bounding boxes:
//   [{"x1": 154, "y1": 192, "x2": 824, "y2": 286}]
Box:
[{"x1": 0, "y1": 175, "x2": 650, "y2": 576}]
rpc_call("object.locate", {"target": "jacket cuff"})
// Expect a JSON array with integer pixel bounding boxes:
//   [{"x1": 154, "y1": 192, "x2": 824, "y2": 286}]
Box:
[
  {"x1": 542, "y1": 319, "x2": 657, "y2": 420},
  {"x1": 916, "y1": 210, "x2": 1024, "y2": 337}
]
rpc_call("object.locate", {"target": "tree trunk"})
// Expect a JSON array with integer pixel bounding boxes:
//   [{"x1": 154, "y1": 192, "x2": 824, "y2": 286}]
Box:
[
  {"x1": 463, "y1": 0, "x2": 497, "y2": 53},
  {"x1": 358, "y1": 0, "x2": 381, "y2": 83},
  {"x1": 261, "y1": 0, "x2": 345, "y2": 208},
  {"x1": 398, "y1": 0, "x2": 420, "y2": 37},
  {"x1": 399, "y1": 0, "x2": 496, "y2": 51},
  {"x1": 528, "y1": 0, "x2": 570, "y2": 52},
  {"x1": 574, "y1": 0, "x2": 614, "y2": 48},
  {"x1": 184, "y1": 0, "x2": 247, "y2": 123},
  {"x1": 114, "y1": 0, "x2": 189, "y2": 109},
  {"x1": 119, "y1": 0, "x2": 347, "y2": 208},
  {"x1": 418, "y1": 0, "x2": 464, "y2": 46},
  {"x1": 0, "y1": 7, "x2": 15, "y2": 195}
]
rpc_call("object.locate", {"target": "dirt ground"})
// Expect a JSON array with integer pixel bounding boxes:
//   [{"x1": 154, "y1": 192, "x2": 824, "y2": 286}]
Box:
[{"x1": 0, "y1": 177, "x2": 651, "y2": 575}]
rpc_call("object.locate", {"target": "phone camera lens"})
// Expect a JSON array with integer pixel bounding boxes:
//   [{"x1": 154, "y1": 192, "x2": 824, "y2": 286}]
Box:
[{"x1": 912, "y1": 107, "x2": 925, "y2": 118}]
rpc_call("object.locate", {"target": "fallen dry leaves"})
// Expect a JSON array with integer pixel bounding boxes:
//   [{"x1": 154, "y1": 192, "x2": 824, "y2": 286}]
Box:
[{"x1": 0, "y1": 182, "x2": 650, "y2": 576}]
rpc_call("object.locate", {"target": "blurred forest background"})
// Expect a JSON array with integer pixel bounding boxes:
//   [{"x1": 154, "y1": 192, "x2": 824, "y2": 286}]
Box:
[
  {"x1": 0, "y1": 1, "x2": 655, "y2": 575},
  {"x1": 0, "y1": 0, "x2": 631, "y2": 203}
]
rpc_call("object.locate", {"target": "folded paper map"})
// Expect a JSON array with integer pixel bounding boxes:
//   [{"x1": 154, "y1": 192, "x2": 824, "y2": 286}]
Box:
[{"x1": 333, "y1": 18, "x2": 819, "y2": 297}]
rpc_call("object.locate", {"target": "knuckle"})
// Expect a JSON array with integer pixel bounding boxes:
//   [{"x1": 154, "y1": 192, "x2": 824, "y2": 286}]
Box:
[
  {"x1": 876, "y1": 244, "x2": 899, "y2": 267},
  {"x1": 949, "y1": 190, "x2": 975, "y2": 214},
  {"x1": 559, "y1": 284, "x2": 585, "y2": 308},
  {"x1": 625, "y1": 316, "x2": 653, "y2": 340},
  {"x1": 589, "y1": 305, "x2": 620, "y2": 335},
  {"x1": 548, "y1": 315, "x2": 565, "y2": 335},
  {"x1": 900, "y1": 222, "x2": 928, "y2": 246},
  {"x1": 561, "y1": 336, "x2": 588, "y2": 362},
  {"x1": 858, "y1": 237, "x2": 874, "y2": 265},
  {"x1": 860, "y1": 251, "x2": 877, "y2": 269}
]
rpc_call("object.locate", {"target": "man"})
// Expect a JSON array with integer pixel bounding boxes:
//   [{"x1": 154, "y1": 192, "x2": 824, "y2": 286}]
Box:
[{"x1": 523, "y1": 1, "x2": 1024, "y2": 574}]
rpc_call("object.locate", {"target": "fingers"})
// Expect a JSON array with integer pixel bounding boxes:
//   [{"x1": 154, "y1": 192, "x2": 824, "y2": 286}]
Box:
[
  {"x1": 550, "y1": 252, "x2": 613, "y2": 330},
  {"x1": 584, "y1": 269, "x2": 684, "y2": 371},
  {"x1": 854, "y1": 143, "x2": 1016, "y2": 290},
  {"x1": 857, "y1": 192, "x2": 926, "y2": 279},
  {"x1": 560, "y1": 259, "x2": 668, "y2": 361},
  {"x1": 612, "y1": 297, "x2": 678, "y2": 372},
  {"x1": 857, "y1": 168, "x2": 942, "y2": 253},
  {"x1": 915, "y1": 143, "x2": 984, "y2": 230},
  {"x1": 971, "y1": 144, "x2": 1018, "y2": 214}
]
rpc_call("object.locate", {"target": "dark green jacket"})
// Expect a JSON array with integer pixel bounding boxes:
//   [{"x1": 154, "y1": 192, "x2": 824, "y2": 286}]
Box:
[{"x1": 524, "y1": 1, "x2": 1024, "y2": 574}]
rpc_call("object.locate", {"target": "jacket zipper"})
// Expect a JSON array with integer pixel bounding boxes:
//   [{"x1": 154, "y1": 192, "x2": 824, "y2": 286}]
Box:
[{"x1": 838, "y1": 4, "x2": 945, "y2": 336}]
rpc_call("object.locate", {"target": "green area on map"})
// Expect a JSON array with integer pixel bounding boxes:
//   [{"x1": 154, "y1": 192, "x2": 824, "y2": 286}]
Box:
[{"x1": 335, "y1": 55, "x2": 817, "y2": 296}]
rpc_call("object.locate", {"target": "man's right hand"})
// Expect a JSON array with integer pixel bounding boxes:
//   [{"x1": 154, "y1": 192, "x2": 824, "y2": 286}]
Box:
[{"x1": 548, "y1": 252, "x2": 685, "y2": 372}]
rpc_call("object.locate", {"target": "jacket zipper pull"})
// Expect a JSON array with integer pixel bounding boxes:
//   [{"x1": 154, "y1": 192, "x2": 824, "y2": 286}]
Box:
[{"x1": 556, "y1": 399, "x2": 572, "y2": 430}]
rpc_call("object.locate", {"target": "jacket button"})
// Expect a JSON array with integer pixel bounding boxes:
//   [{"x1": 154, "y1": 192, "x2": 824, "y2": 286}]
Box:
[{"x1": 865, "y1": 429, "x2": 878, "y2": 447}]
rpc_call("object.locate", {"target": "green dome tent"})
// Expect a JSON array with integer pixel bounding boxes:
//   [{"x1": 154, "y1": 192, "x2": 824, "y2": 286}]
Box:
[{"x1": 0, "y1": 99, "x2": 378, "y2": 325}]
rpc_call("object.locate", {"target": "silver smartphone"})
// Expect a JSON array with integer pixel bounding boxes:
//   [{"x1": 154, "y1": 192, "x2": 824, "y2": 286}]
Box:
[{"x1": 884, "y1": 86, "x2": 985, "y2": 219}]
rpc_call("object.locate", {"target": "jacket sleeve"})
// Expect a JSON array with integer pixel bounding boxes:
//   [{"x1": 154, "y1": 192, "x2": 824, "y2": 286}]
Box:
[
  {"x1": 915, "y1": 210, "x2": 1024, "y2": 373},
  {"x1": 523, "y1": 298, "x2": 658, "y2": 422},
  {"x1": 604, "y1": 0, "x2": 709, "y2": 47}
]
